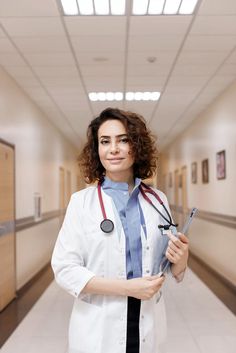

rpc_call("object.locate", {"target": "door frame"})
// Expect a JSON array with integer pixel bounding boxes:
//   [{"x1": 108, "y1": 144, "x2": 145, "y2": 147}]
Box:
[{"x1": 0, "y1": 137, "x2": 16, "y2": 307}]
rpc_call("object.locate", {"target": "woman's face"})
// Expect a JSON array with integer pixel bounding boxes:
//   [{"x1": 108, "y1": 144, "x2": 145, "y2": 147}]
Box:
[{"x1": 98, "y1": 119, "x2": 134, "y2": 180}]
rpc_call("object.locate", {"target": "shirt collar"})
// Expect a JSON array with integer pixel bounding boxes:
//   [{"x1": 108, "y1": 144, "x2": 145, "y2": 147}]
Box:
[{"x1": 102, "y1": 176, "x2": 141, "y2": 193}]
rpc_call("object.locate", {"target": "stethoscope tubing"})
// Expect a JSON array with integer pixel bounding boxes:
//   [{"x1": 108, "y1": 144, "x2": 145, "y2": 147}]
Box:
[{"x1": 97, "y1": 181, "x2": 177, "y2": 232}]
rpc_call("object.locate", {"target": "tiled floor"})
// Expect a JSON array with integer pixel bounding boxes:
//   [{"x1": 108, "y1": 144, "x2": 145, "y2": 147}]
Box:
[{"x1": 1, "y1": 269, "x2": 236, "y2": 353}]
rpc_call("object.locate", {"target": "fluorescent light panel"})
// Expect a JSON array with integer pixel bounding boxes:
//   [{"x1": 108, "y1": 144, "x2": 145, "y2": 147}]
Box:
[
  {"x1": 179, "y1": 0, "x2": 199, "y2": 14},
  {"x1": 164, "y1": 0, "x2": 182, "y2": 15},
  {"x1": 94, "y1": 0, "x2": 109, "y2": 15},
  {"x1": 78, "y1": 0, "x2": 93, "y2": 15},
  {"x1": 60, "y1": 0, "x2": 78, "y2": 15},
  {"x1": 110, "y1": 0, "x2": 126, "y2": 15},
  {"x1": 60, "y1": 0, "x2": 199, "y2": 15},
  {"x1": 136, "y1": 0, "x2": 199, "y2": 15},
  {"x1": 148, "y1": 0, "x2": 165, "y2": 15},
  {"x1": 89, "y1": 92, "x2": 161, "y2": 102}
]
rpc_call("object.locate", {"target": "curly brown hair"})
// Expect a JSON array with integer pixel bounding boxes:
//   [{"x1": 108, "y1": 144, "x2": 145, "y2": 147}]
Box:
[{"x1": 78, "y1": 107, "x2": 158, "y2": 183}]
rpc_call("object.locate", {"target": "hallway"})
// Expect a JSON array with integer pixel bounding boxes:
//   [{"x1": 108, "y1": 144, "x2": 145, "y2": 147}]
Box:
[{"x1": 1, "y1": 268, "x2": 236, "y2": 353}]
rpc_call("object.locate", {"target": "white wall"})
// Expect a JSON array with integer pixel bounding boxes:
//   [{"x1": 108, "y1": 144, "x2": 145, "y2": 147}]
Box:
[
  {"x1": 160, "y1": 80, "x2": 236, "y2": 286},
  {"x1": 0, "y1": 67, "x2": 80, "y2": 289}
]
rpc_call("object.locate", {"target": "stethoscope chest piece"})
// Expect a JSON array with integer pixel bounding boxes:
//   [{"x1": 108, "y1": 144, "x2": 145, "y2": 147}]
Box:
[{"x1": 100, "y1": 218, "x2": 114, "y2": 234}]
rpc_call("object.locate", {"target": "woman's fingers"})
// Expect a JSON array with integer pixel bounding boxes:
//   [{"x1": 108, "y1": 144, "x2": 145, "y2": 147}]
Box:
[{"x1": 127, "y1": 275, "x2": 165, "y2": 300}]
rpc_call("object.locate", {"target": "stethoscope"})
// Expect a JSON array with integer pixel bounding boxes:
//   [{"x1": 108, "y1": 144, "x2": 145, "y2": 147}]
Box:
[{"x1": 98, "y1": 181, "x2": 178, "y2": 234}]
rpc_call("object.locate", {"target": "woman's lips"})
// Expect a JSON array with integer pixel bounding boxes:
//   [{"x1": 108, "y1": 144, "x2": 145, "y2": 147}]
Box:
[{"x1": 107, "y1": 158, "x2": 124, "y2": 163}]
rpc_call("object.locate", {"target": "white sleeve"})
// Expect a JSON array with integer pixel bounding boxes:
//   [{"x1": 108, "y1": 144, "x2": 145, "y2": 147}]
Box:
[{"x1": 51, "y1": 193, "x2": 95, "y2": 298}]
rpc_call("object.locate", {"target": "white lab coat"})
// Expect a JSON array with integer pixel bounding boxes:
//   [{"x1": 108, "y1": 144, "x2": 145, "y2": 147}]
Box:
[{"x1": 51, "y1": 185, "x2": 172, "y2": 353}]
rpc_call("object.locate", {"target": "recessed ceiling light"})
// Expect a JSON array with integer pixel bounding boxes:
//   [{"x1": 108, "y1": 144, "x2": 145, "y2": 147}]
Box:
[
  {"x1": 60, "y1": 0, "x2": 78, "y2": 15},
  {"x1": 60, "y1": 0, "x2": 199, "y2": 16},
  {"x1": 89, "y1": 92, "x2": 161, "y2": 102},
  {"x1": 179, "y1": 0, "x2": 199, "y2": 15}
]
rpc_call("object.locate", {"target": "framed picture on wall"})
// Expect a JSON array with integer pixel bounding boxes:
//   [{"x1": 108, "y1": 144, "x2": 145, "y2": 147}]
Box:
[
  {"x1": 168, "y1": 172, "x2": 172, "y2": 187},
  {"x1": 202, "y1": 159, "x2": 209, "y2": 184},
  {"x1": 216, "y1": 150, "x2": 226, "y2": 180},
  {"x1": 179, "y1": 174, "x2": 182, "y2": 188},
  {"x1": 191, "y1": 162, "x2": 197, "y2": 184}
]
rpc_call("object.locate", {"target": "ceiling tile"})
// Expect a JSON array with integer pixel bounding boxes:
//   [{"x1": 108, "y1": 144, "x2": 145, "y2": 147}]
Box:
[
  {"x1": 126, "y1": 75, "x2": 167, "y2": 87},
  {"x1": 168, "y1": 75, "x2": 209, "y2": 86},
  {"x1": 5, "y1": 65, "x2": 35, "y2": 78},
  {"x1": 217, "y1": 64, "x2": 236, "y2": 75},
  {"x1": 0, "y1": 0, "x2": 60, "y2": 16},
  {"x1": 15, "y1": 76, "x2": 41, "y2": 88},
  {"x1": 12, "y1": 36, "x2": 71, "y2": 53},
  {"x1": 129, "y1": 16, "x2": 192, "y2": 36},
  {"x1": 191, "y1": 16, "x2": 236, "y2": 35},
  {"x1": 41, "y1": 77, "x2": 84, "y2": 89},
  {"x1": 0, "y1": 38, "x2": 16, "y2": 52},
  {"x1": 24, "y1": 52, "x2": 75, "y2": 66},
  {"x1": 1, "y1": 18, "x2": 65, "y2": 36},
  {"x1": 71, "y1": 36, "x2": 125, "y2": 52},
  {"x1": 0, "y1": 28, "x2": 6, "y2": 37},
  {"x1": 172, "y1": 63, "x2": 221, "y2": 76},
  {"x1": 85, "y1": 76, "x2": 123, "y2": 91},
  {"x1": 183, "y1": 35, "x2": 236, "y2": 52},
  {"x1": 199, "y1": 0, "x2": 236, "y2": 15},
  {"x1": 0, "y1": 52, "x2": 26, "y2": 66},
  {"x1": 129, "y1": 35, "x2": 184, "y2": 51},
  {"x1": 227, "y1": 49, "x2": 236, "y2": 63},
  {"x1": 177, "y1": 52, "x2": 228, "y2": 65},
  {"x1": 75, "y1": 51, "x2": 124, "y2": 65},
  {"x1": 127, "y1": 51, "x2": 177, "y2": 66},
  {"x1": 65, "y1": 16, "x2": 126, "y2": 36},
  {"x1": 80, "y1": 65, "x2": 123, "y2": 76},
  {"x1": 127, "y1": 64, "x2": 172, "y2": 76},
  {"x1": 33, "y1": 66, "x2": 79, "y2": 78}
]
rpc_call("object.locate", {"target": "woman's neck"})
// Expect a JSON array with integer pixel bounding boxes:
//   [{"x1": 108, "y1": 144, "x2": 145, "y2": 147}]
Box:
[{"x1": 105, "y1": 172, "x2": 134, "y2": 192}]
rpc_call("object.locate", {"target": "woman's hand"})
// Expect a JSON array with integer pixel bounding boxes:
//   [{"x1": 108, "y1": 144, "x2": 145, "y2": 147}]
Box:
[
  {"x1": 125, "y1": 275, "x2": 165, "y2": 300},
  {"x1": 165, "y1": 231, "x2": 189, "y2": 277}
]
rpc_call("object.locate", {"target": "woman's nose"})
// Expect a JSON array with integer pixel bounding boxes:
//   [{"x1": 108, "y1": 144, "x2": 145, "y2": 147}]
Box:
[{"x1": 110, "y1": 142, "x2": 119, "y2": 154}]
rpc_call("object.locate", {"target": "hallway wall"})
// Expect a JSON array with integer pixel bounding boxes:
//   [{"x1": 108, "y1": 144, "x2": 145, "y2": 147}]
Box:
[
  {"x1": 0, "y1": 67, "x2": 80, "y2": 289},
  {"x1": 159, "y1": 80, "x2": 236, "y2": 286}
]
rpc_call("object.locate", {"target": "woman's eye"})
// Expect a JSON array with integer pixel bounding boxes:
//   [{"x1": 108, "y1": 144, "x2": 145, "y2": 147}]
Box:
[
  {"x1": 100, "y1": 140, "x2": 109, "y2": 145},
  {"x1": 120, "y1": 138, "x2": 129, "y2": 143}
]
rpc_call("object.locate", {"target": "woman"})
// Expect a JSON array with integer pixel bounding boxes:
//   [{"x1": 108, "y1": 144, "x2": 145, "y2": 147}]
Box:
[{"x1": 51, "y1": 108, "x2": 189, "y2": 353}]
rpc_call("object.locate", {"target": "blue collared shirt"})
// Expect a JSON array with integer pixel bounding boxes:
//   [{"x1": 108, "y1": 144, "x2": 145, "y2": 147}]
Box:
[{"x1": 102, "y1": 177, "x2": 144, "y2": 279}]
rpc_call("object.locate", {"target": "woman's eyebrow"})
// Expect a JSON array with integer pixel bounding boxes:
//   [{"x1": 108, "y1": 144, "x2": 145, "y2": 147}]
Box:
[{"x1": 99, "y1": 134, "x2": 128, "y2": 139}]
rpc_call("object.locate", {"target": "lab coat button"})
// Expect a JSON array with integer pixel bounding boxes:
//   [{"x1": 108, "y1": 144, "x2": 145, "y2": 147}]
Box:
[
  {"x1": 141, "y1": 315, "x2": 144, "y2": 319},
  {"x1": 142, "y1": 339, "x2": 146, "y2": 343},
  {"x1": 146, "y1": 269, "x2": 150, "y2": 274},
  {"x1": 146, "y1": 246, "x2": 150, "y2": 250}
]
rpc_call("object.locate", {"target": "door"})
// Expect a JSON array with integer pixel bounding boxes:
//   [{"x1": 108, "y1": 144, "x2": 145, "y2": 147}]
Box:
[
  {"x1": 174, "y1": 170, "x2": 179, "y2": 207},
  {"x1": 0, "y1": 141, "x2": 15, "y2": 311},
  {"x1": 181, "y1": 166, "x2": 188, "y2": 214},
  {"x1": 66, "y1": 170, "x2": 71, "y2": 206},
  {"x1": 59, "y1": 167, "x2": 65, "y2": 225}
]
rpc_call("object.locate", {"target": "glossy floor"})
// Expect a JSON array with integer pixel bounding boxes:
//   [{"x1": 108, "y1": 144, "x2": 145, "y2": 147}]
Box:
[{"x1": 1, "y1": 268, "x2": 236, "y2": 353}]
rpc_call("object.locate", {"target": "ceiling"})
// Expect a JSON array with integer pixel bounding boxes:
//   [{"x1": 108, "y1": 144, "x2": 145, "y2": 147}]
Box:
[{"x1": 0, "y1": 0, "x2": 236, "y2": 150}]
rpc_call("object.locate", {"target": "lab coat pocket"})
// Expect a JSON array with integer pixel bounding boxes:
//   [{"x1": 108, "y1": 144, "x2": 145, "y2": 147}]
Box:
[{"x1": 68, "y1": 299, "x2": 103, "y2": 352}]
